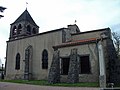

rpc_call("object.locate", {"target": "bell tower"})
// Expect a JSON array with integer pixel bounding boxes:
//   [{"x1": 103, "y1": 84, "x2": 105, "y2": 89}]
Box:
[{"x1": 9, "y1": 9, "x2": 39, "y2": 40}]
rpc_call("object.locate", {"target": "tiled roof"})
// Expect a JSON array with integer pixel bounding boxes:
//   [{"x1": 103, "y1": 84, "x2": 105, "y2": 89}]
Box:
[
  {"x1": 11, "y1": 9, "x2": 38, "y2": 27},
  {"x1": 53, "y1": 38, "x2": 98, "y2": 49}
]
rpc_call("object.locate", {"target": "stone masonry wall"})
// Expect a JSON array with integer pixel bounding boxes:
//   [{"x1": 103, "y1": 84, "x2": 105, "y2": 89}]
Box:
[
  {"x1": 48, "y1": 50, "x2": 60, "y2": 84},
  {"x1": 67, "y1": 48, "x2": 79, "y2": 83}
]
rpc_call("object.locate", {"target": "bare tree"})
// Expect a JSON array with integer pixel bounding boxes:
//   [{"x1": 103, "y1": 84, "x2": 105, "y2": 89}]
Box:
[
  {"x1": 0, "y1": 6, "x2": 6, "y2": 18},
  {"x1": 112, "y1": 32, "x2": 120, "y2": 55}
]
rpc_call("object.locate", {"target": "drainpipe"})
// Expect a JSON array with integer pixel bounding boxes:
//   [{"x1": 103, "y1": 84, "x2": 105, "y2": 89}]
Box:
[{"x1": 97, "y1": 39, "x2": 106, "y2": 88}]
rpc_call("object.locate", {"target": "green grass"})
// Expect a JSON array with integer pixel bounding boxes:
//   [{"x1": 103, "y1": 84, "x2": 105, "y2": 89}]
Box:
[
  {"x1": 0, "y1": 80, "x2": 99, "y2": 87},
  {"x1": 51, "y1": 82, "x2": 99, "y2": 87}
]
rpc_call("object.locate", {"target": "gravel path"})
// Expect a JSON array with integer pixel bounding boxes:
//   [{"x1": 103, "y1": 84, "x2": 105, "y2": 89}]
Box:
[{"x1": 0, "y1": 82, "x2": 99, "y2": 90}]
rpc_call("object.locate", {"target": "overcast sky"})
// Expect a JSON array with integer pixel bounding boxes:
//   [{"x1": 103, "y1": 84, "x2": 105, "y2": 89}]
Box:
[{"x1": 0, "y1": 0, "x2": 120, "y2": 65}]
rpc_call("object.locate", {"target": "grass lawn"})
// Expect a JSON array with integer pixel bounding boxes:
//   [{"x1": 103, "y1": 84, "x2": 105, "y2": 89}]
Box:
[{"x1": 0, "y1": 80, "x2": 99, "y2": 87}]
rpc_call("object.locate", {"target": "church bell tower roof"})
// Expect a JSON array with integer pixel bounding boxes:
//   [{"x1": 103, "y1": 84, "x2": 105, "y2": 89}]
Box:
[
  {"x1": 11, "y1": 9, "x2": 38, "y2": 27},
  {"x1": 9, "y1": 9, "x2": 39, "y2": 40}
]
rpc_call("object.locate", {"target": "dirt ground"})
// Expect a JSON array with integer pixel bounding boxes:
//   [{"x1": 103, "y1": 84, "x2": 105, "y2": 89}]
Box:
[{"x1": 0, "y1": 82, "x2": 99, "y2": 90}]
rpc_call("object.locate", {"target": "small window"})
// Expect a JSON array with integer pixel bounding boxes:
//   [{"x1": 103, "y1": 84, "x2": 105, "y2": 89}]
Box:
[
  {"x1": 42, "y1": 49, "x2": 48, "y2": 69},
  {"x1": 12, "y1": 26, "x2": 17, "y2": 35},
  {"x1": 80, "y1": 55, "x2": 91, "y2": 74},
  {"x1": 15, "y1": 53, "x2": 20, "y2": 70},
  {"x1": 32, "y1": 28, "x2": 37, "y2": 34},
  {"x1": 18, "y1": 24, "x2": 22, "y2": 34},
  {"x1": 27, "y1": 25, "x2": 31, "y2": 35},
  {"x1": 61, "y1": 57, "x2": 70, "y2": 75}
]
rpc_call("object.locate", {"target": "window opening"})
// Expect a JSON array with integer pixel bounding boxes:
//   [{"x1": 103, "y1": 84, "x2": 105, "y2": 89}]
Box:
[
  {"x1": 61, "y1": 57, "x2": 70, "y2": 75},
  {"x1": 27, "y1": 25, "x2": 31, "y2": 35},
  {"x1": 12, "y1": 26, "x2": 17, "y2": 35},
  {"x1": 42, "y1": 49, "x2": 48, "y2": 69},
  {"x1": 32, "y1": 28, "x2": 36, "y2": 34},
  {"x1": 15, "y1": 53, "x2": 20, "y2": 70},
  {"x1": 18, "y1": 24, "x2": 22, "y2": 34},
  {"x1": 80, "y1": 56, "x2": 90, "y2": 74}
]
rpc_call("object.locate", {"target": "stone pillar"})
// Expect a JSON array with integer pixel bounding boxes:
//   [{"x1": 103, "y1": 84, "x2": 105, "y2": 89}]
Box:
[
  {"x1": 48, "y1": 50, "x2": 60, "y2": 84},
  {"x1": 67, "y1": 48, "x2": 79, "y2": 83},
  {"x1": 98, "y1": 41, "x2": 106, "y2": 88}
]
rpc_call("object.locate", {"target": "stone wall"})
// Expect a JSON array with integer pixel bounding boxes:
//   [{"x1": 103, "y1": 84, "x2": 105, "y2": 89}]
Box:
[
  {"x1": 105, "y1": 39, "x2": 120, "y2": 84},
  {"x1": 72, "y1": 28, "x2": 110, "y2": 41},
  {"x1": 48, "y1": 50, "x2": 60, "y2": 84},
  {"x1": 5, "y1": 30, "x2": 62, "y2": 80},
  {"x1": 67, "y1": 48, "x2": 79, "y2": 83},
  {"x1": 59, "y1": 44, "x2": 99, "y2": 83}
]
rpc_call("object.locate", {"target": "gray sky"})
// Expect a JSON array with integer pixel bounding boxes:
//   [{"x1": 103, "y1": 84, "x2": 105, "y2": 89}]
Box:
[{"x1": 0, "y1": 0, "x2": 120, "y2": 64}]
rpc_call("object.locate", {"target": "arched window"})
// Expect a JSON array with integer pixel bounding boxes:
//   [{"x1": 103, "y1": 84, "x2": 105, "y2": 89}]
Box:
[
  {"x1": 15, "y1": 53, "x2": 20, "y2": 70},
  {"x1": 42, "y1": 49, "x2": 48, "y2": 69},
  {"x1": 27, "y1": 25, "x2": 31, "y2": 35},
  {"x1": 32, "y1": 28, "x2": 36, "y2": 34},
  {"x1": 18, "y1": 24, "x2": 22, "y2": 34},
  {"x1": 12, "y1": 26, "x2": 17, "y2": 35}
]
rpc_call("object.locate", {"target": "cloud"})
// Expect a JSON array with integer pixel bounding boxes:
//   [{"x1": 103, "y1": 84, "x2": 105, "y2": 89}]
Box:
[{"x1": 0, "y1": 0, "x2": 120, "y2": 64}]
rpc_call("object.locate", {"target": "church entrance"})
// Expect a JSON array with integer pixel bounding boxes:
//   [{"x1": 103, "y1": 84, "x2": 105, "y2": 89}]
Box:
[
  {"x1": 61, "y1": 57, "x2": 70, "y2": 75},
  {"x1": 24, "y1": 46, "x2": 33, "y2": 80}
]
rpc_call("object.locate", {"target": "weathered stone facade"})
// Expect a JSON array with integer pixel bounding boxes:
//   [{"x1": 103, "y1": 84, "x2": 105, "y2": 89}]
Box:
[
  {"x1": 106, "y1": 39, "x2": 120, "y2": 84},
  {"x1": 67, "y1": 48, "x2": 79, "y2": 83},
  {"x1": 5, "y1": 9, "x2": 120, "y2": 86},
  {"x1": 48, "y1": 50, "x2": 60, "y2": 84}
]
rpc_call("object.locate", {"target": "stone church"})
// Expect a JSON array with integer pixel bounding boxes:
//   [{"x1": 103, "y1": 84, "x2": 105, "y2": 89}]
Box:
[{"x1": 5, "y1": 9, "x2": 120, "y2": 85}]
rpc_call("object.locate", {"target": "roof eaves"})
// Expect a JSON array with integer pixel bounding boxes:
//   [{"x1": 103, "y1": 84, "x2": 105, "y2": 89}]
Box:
[
  {"x1": 53, "y1": 38, "x2": 98, "y2": 49},
  {"x1": 7, "y1": 28, "x2": 64, "y2": 42}
]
